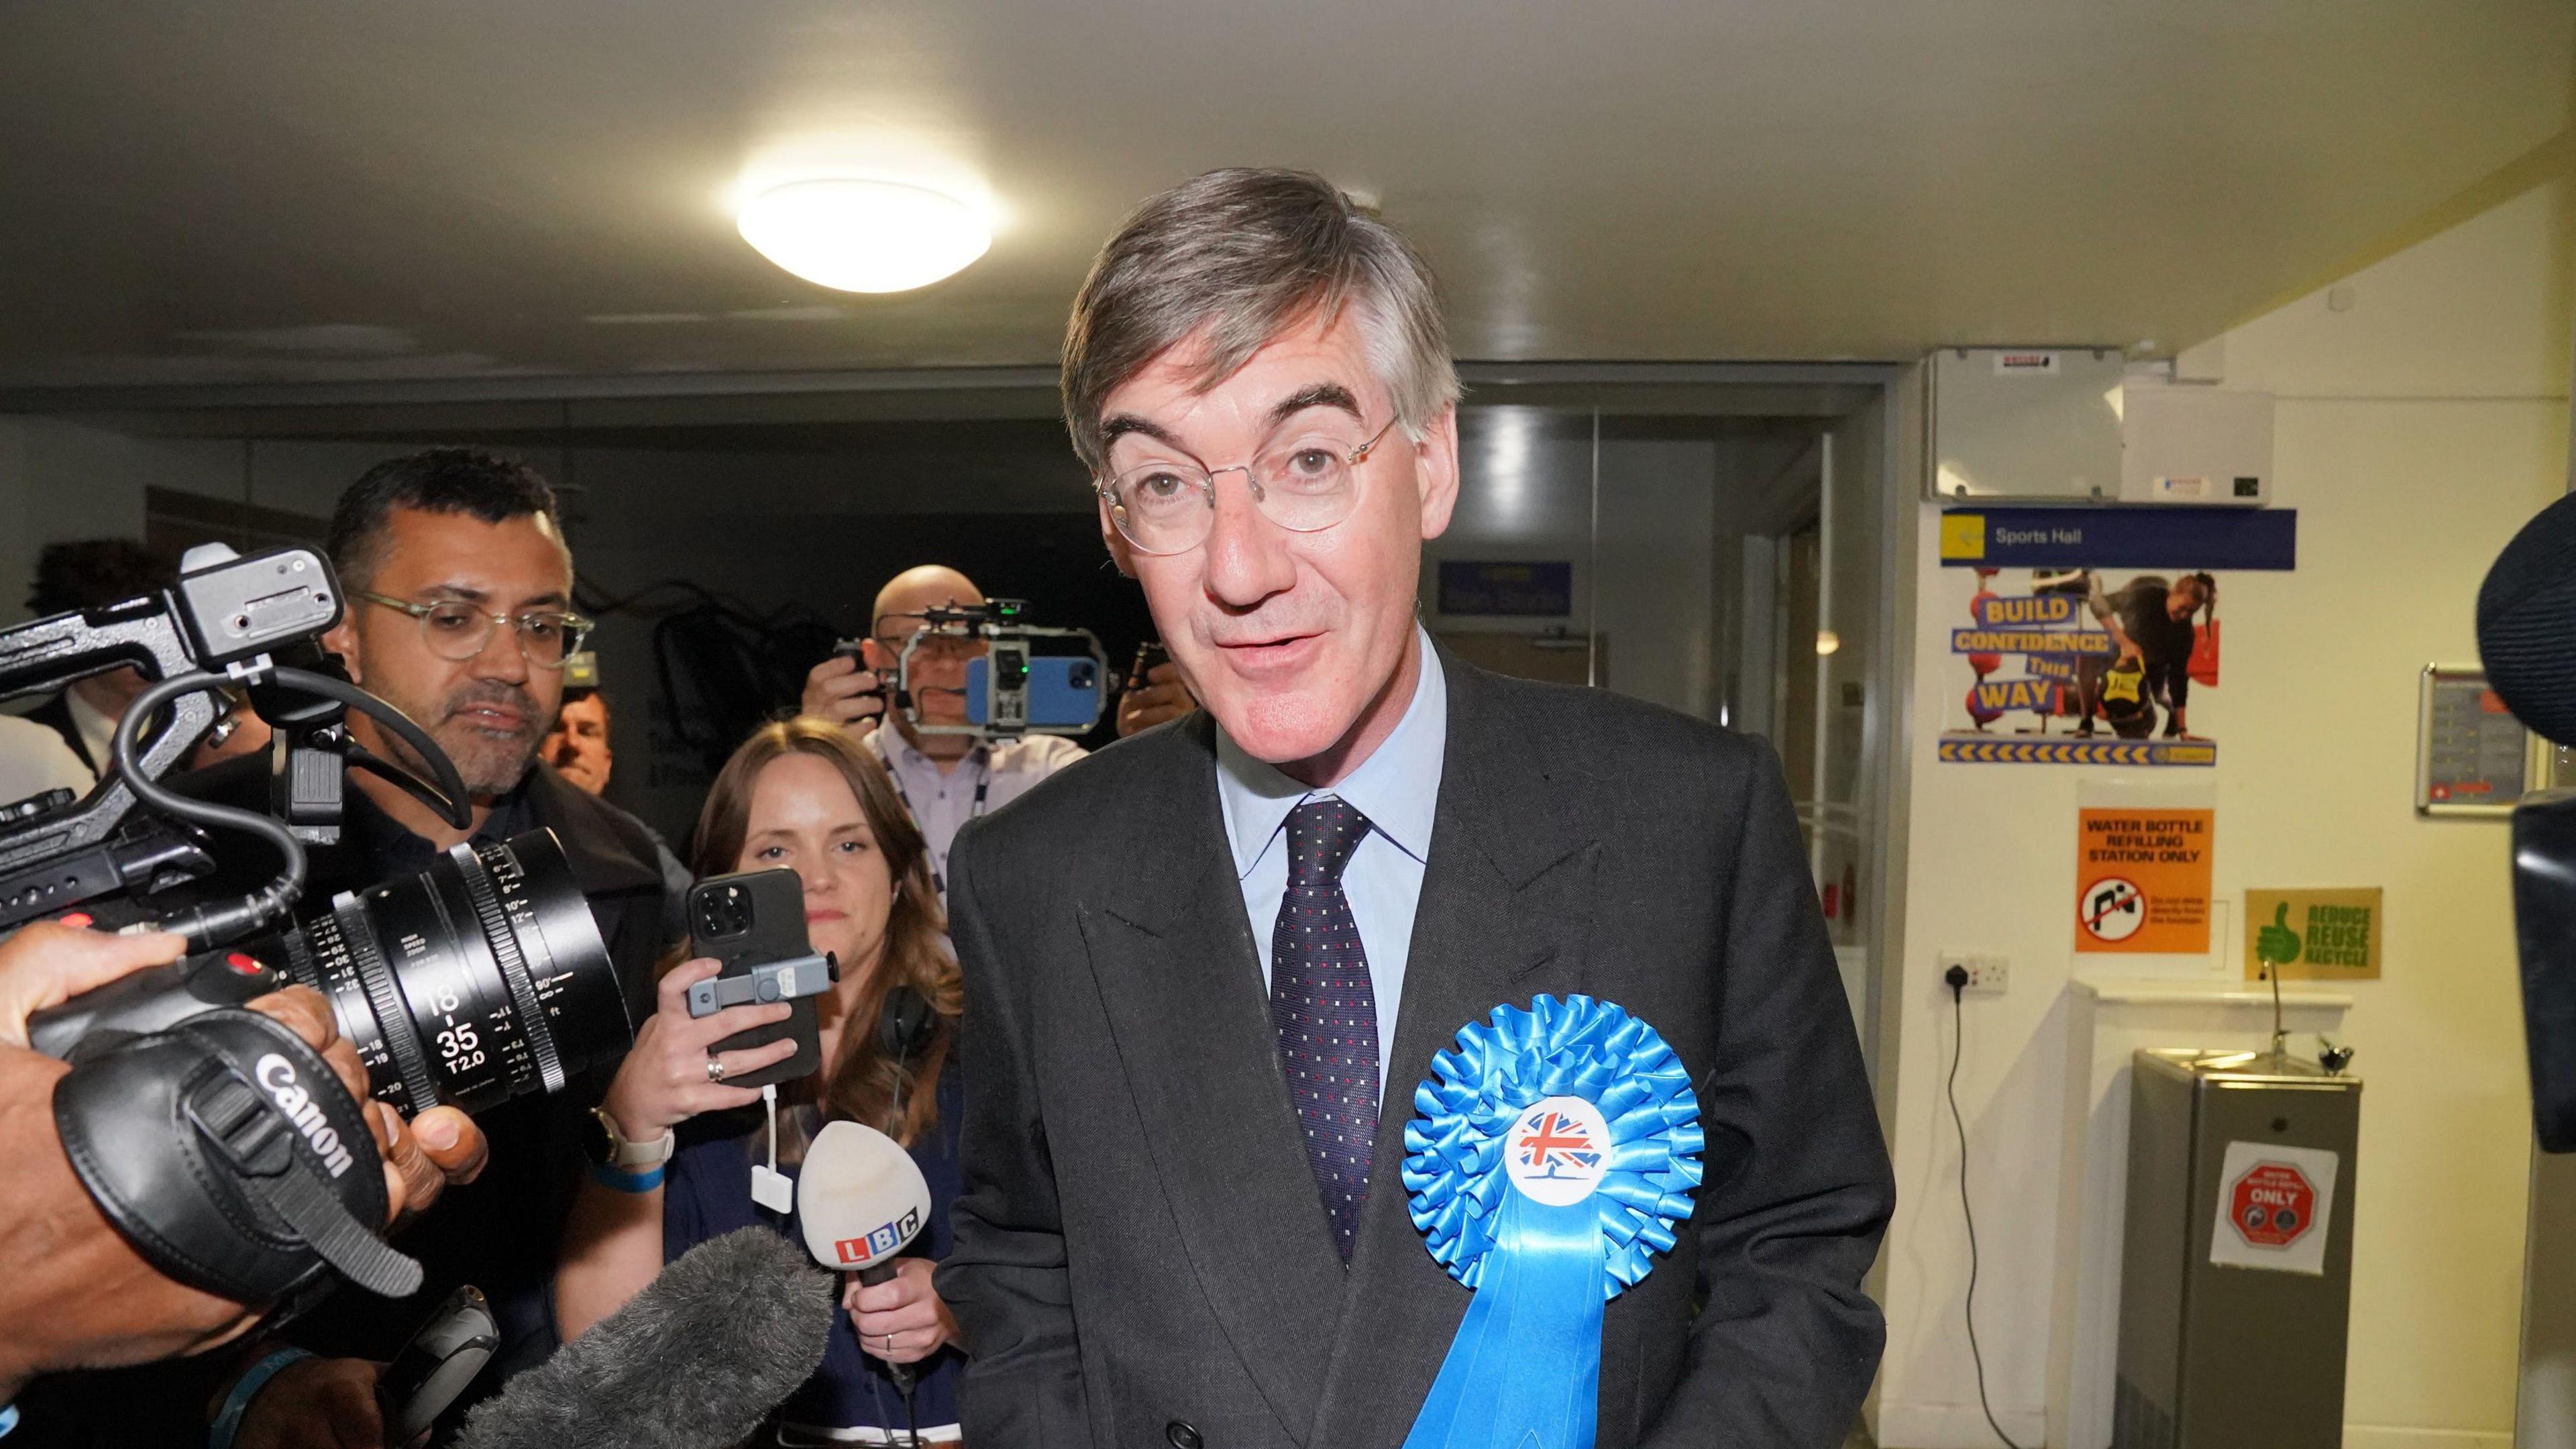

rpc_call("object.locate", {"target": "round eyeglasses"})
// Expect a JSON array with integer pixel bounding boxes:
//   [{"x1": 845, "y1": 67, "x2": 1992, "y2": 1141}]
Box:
[
  {"x1": 358, "y1": 592, "x2": 594, "y2": 669},
  {"x1": 1096, "y1": 417, "x2": 1399, "y2": 556}
]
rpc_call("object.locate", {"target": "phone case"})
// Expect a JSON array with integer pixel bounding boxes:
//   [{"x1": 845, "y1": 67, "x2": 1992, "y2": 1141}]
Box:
[{"x1": 688, "y1": 868, "x2": 824, "y2": 1089}]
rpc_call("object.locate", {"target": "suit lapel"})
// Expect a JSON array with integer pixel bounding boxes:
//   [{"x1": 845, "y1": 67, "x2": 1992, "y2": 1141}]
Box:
[
  {"x1": 1077, "y1": 718, "x2": 1348, "y2": 1444},
  {"x1": 1307, "y1": 652, "x2": 1602, "y2": 1448}
]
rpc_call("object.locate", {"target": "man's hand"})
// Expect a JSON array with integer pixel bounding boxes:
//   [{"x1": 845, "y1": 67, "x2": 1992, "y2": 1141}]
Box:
[
  {"x1": 240, "y1": 986, "x2": 486, "y2": 1226},
  {"x1": 0, "y1": 916, "x2": 185, "y2": 1046},
  {"x1": 845, "y1": 1256, "x2": 963, "y2": 1364},
  {"x1": 237, "y1": 1356, "x2": 413, "y2": 1449},
  {"x1": 802, "y1": 654, "x2": 890, "y2": 733},
  {"x1": 1116, "y1": 661, "x2": 1197, "y2": 737}
]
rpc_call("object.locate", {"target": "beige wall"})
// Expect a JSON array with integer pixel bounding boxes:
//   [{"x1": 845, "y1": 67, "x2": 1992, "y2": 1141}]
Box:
[{"x1": 1871, "y1": 177, "x2": 2572, "y2": 1449}]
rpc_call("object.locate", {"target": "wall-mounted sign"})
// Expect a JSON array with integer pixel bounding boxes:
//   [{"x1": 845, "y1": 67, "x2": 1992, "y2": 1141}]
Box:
[
  {"x1": 2075, "y1": 806, "x2": 2214, "y2": 953},
  {"x1": 2417, "y1": 664, "x2": 2538, "y2": 817},
  {"x1": 2245, "y1": 887, "x2": 2383, "y2": 981},
  {"x1": 1939, "y1": 568, "x2": 2223, "y2": 767},
  {"x1": 1436, "y1": 560, "x2": 1572, "y2": 617},
  {"x1": 1939, "y1": 506, "x2": 2298, "y2": 572}
]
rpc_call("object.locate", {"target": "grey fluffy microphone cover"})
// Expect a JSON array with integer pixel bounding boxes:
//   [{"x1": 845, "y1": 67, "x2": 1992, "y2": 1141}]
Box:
[{"x1": 453, "y1": 1226, "x2": 835, "y2": 1449}]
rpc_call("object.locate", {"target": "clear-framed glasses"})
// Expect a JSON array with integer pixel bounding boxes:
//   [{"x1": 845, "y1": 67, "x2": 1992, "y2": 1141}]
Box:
[
  {"x1": 871, "y1": 614, "x2": 986, "y2": 662},
  {"x1": 1095, "y1": 416, "x2": 1399, "y2": 556},
  {"x1": 357, "y1": 591, "x2": 594, "y2": 668}
]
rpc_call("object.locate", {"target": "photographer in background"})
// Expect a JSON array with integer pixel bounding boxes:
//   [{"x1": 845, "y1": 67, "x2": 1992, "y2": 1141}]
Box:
[
  {"x1": 800, "y1": 566, "x2": 1089, "y2": 898},
  {"x1": 19, "y1": 449, "x2": 684, "y2": 1448},
  {"x1": 19, "y1": 539, "x2": 178, "y2": 775},
  {"x1": 0, "y1": 920, "x2": 486, "y2": 1429}
]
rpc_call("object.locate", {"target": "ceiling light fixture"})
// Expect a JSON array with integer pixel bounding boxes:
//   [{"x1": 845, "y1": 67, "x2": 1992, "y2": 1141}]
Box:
[{"x1": 736, "y1": 179, "x2": 991, "y2": 293}]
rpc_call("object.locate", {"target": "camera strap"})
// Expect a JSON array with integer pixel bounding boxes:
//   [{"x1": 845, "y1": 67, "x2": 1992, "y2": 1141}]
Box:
[{"x1": 52, "y1": 1008, "x2": 421, "y2": 1309}]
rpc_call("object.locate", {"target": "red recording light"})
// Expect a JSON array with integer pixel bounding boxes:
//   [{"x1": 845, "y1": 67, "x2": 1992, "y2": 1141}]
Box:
[{"x1": 223, "y1": 952, "x2": 264, "y2": 977}]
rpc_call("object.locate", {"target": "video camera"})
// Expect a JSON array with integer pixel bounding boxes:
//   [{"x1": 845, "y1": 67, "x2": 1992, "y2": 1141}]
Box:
[
  {"x1": 834, "y1": 597, "x2": 1110, "y2": 739},
  {"x1": 1, "y1": 542, "x2": 630, "y2": 1311}
]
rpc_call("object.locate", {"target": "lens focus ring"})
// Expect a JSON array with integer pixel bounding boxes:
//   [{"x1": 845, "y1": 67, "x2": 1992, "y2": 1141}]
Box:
[
  {"x1": 335, "y1": 894, "x2": 443, "y2": 1114},
  {"x1": 449, "y1": 841, "x2": 565, "y2": 1096}
]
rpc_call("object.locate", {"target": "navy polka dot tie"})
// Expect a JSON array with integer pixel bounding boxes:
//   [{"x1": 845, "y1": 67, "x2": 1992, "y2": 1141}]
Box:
[{"x1": 1271, "y1": 796, "x2": 1381, "y2": 1263}]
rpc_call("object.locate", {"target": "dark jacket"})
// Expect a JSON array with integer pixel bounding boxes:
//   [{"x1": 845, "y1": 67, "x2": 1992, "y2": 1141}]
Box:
[
  {"x1": 937, "y1": 646, "x2": 1894, "y2": 1449},
  {"x1": 14, "y1": 756, "x2": 678, "y2": 1447}
]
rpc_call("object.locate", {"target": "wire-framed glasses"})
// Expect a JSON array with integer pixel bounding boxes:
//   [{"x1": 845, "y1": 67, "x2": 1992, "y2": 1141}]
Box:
[{"x1": 1095, "y1": 416, "x2": 1399, "y2": 556}]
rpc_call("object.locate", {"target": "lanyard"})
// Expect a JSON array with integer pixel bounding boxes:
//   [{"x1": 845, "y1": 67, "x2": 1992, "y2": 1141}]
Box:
[{"x1": 873, "y1": 733, "x2": 990, "y2": 896}]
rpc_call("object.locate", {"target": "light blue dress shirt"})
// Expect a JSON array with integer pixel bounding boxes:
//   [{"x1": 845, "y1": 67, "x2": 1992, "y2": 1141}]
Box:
[{"x1": 1216, "y1": 625, "x2": 1447, "y2": 1103}]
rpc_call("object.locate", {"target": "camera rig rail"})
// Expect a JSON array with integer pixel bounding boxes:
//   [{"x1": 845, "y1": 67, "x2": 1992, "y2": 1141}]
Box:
[{"x1": 834, "y1": 598, "x2": 1109, "y2": 741}]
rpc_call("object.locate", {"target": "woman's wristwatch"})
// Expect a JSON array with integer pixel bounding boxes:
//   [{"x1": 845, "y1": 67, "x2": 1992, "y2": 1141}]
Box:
[{"x1": 586, "y1": 1108, "x2": 676, "y2": 1192}]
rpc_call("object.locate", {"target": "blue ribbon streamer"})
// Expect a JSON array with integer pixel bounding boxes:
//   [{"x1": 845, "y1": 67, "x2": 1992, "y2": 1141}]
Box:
[{"x1": 1400, "y1": 996, "x2": 1704, "y2": 1449}]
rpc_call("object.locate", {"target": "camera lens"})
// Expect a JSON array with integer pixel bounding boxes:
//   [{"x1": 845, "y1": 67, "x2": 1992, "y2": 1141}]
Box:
[{"x1": 281, "y1": 828, "x2": 631, "y2": 1116}]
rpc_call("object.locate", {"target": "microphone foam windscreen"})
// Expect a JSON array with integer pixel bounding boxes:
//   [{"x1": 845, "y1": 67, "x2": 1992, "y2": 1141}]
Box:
[
  {"x1": 453, "y1": 1226, "x2": 833, "y2": 1449},
  {"x1": 2479, "y1": 490, "x2": 2576, "y2": 749}
]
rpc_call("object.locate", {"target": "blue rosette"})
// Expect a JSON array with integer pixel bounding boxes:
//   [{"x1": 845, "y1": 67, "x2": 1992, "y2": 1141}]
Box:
[{"x1": 1399, "y1": 995, "x2": 1703, "y2": 1449}]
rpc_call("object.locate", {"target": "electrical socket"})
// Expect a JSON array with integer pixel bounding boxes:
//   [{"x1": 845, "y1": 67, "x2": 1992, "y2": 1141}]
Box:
[{"x1": 1940, "y1": 953, "x2": 2010, "y2": 996}]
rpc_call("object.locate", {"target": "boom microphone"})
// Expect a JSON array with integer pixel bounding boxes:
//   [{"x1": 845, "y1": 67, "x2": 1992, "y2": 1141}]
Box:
[
  {"x1": 2478, "y1": 488, "x2": 2576, "y2": 749},
  {"x1": 2479, "y1": 493, "x2": 2576, "y2": 1150},
  {"x1": 451, "y1": 1226, "x2": 834, "y2": 1449}
]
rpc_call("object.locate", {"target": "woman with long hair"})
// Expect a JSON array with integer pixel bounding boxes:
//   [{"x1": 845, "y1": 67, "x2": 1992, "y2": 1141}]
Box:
[{"x1": 557, "y1": 716, "x2": 967, "y2": 1444}]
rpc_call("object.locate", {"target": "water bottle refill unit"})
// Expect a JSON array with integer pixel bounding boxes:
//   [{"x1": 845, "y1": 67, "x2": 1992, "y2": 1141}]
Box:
[{"x1": 2116, "y1": 1048, "x2": 2361, "y2": 1449}]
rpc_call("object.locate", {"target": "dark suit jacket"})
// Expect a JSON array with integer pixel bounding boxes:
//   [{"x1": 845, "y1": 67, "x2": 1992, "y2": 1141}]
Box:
[{"x1": 937, "y1": 647, "x2": 1894, "y2": 1449}]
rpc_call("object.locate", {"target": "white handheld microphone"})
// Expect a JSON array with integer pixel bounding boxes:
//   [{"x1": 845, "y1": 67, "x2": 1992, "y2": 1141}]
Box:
[
  {"x1": 798, "y1": 1120, "x2": 933, "y2": 1283},
  {"x1": 798, "y1": 1120, "x2": 935, "y2": 1393}
]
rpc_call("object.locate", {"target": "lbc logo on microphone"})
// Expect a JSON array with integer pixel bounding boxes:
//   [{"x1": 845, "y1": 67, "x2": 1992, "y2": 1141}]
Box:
[{"x1": 835, "y1": 1207, "x2": 921, "y2": 1266}]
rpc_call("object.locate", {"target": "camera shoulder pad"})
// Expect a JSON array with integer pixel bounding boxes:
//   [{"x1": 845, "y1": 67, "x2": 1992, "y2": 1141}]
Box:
[{"x1": 50, "y1": 1006, "x2": 421, "y2": 1310}]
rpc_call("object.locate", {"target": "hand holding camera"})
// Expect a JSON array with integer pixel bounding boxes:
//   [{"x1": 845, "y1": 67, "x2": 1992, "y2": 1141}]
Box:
[{"x1": 802, "y1": 653, "x2": 890, "y2": 734}]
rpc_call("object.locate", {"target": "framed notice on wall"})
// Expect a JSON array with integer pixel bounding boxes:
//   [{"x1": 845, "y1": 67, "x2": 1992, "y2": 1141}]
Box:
[{"x1": 2418, "y1": 664, "x2": 2541, "y2": 818}]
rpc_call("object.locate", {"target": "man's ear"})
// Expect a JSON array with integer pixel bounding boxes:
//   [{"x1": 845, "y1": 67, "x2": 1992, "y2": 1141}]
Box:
[
  {"x1": 859, "y1": 638, "x2": 894, "y2": 674},
  {"x1": 321, "y1": 616, "x2": 362, "y2": 686},
  {"x1": 1413, "y1": 405, "x2": 1462, "y2": 542},
  {"x1": 1099, "y1": 497, "x2": 1138, "y2": 580}
]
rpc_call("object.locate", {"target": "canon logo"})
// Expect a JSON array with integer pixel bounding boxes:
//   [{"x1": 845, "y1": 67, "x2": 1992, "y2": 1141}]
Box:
[{"x1": 255, "y1": 1053, "x2": 357, "y2": 1179}]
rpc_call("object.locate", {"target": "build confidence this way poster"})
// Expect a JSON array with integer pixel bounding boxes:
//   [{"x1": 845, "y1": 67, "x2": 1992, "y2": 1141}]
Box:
[{"x1": 1935, "y1": 506, "x2": 2296, "y2": 767}]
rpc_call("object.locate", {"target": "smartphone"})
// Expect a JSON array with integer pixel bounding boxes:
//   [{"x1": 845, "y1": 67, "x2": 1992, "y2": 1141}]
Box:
[
  {"x1": 688, "y1": 869, "x2": 824, "y2": 1089},
  {"x1": 967, "y1": 651, "x2": 1104, "y2": 730}
]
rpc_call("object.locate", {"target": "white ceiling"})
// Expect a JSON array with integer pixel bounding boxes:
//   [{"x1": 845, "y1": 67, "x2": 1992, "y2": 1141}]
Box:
[{"x1": 0, "y1": 1, "x2": 2565, "y2": 393}]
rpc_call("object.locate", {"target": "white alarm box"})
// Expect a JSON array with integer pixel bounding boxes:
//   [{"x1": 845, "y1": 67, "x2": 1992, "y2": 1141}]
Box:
[{"x1": 2120, "y1": 385, "x2": 2273, "y2": 505}]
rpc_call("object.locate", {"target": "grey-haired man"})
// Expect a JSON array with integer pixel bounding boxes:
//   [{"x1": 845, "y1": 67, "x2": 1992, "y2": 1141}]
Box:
[{"x1": 938, "y1": 170, "x2": 1892, "y2": 1449}]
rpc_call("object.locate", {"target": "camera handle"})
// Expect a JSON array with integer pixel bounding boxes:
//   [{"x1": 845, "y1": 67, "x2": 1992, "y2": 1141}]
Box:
[{"x1": 110, "y1": 664, "x2": 474, "y2": 950}]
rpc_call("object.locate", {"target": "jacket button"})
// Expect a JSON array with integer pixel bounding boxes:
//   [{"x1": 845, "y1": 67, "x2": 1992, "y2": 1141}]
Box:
[{"x1": 1165, "y1": 1422, "x2": 1203, "y2": 1449}]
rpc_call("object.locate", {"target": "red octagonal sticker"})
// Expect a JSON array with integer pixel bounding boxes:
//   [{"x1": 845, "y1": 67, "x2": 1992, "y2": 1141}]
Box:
[{"x1": 2228, "y1": 1162, "x2": 2315, "y2": 1248}]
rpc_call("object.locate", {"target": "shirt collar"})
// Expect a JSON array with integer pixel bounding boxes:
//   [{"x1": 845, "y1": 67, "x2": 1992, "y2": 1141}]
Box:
[
  {"x1": 1215, "y1": 624, "x2": 1447, "y2": 880},
  {"x1": 870, "y1": 720, "x2": 986, "y2": 774}
]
